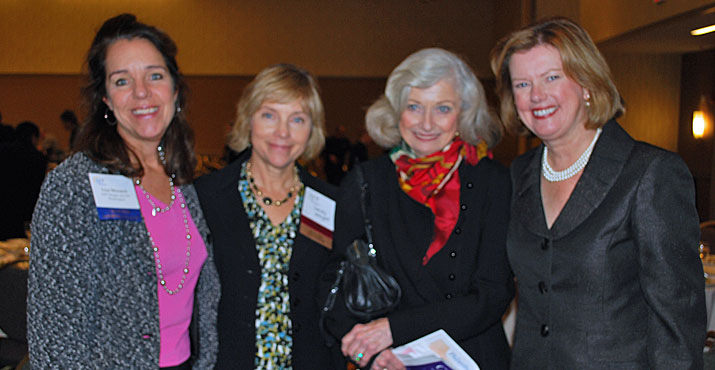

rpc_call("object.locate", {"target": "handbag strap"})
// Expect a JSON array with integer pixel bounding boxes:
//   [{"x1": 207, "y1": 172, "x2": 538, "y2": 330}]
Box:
[{"x1": 355, "y1": 164, "x2": 376, "y2": 258}]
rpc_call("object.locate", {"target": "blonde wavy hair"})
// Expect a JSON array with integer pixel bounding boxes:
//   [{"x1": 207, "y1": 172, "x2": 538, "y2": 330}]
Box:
[{"x1": 228, "y1": 63, "x2": 326, "y2": 160}]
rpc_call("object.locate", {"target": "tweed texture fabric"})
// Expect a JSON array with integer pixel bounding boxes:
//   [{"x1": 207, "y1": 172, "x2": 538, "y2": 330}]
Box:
[{"x1": 28, "y1": 152, "x2": 220, "y2": 369}]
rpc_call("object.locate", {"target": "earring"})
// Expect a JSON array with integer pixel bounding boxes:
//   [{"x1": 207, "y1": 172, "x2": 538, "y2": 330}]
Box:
[
  {"x1": 585, "y1": 99, "x2": 591, "y2": 107},
  {"x1": 104, "y1": 109, "x2": 116, "y2": 125},
  {"x1": 584, "y1": 93, "x2": 591, "y2": 107},
  {"x1": 176, "y1": 105, "x2": 182, "y2": 113}
]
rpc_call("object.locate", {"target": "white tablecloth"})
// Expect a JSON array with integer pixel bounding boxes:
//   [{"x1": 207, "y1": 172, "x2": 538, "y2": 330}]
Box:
[{"x1": 706, "y1": 285, "x2": 715, "y2": 333}]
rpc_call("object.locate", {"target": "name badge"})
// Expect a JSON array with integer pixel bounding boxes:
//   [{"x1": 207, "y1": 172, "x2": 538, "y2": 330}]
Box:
[
  {"x1": 300, "y1": 186, "x2": 335, "y2": 249},
  {"x1": 88, "y1": 173, "x2": 142, "y2": 221}
]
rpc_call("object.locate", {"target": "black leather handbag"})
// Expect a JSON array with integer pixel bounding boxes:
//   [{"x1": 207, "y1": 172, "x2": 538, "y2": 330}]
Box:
[{"x1": 321, "y1": 164, "x2": 402, "y2": 323}]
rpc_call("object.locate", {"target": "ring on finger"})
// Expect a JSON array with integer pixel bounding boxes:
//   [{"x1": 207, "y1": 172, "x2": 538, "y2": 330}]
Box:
[{"x1": 354, "y1": 352, "x2": 364, "y2": 362}]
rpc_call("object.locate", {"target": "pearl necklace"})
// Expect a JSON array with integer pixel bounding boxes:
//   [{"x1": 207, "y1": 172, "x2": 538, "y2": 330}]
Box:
[
  {"x1": 134, "y1": 144, "x2": 192, "y2": 295},
  {"x1": 246, "y1": 161, "x2": 300, "y2": 206},
  {"x1": 136, "y1": 177, "x2": 192, "y2": 295},
  {"x1": 542, "y1": 128, "x2": 602, "y2": 182}
]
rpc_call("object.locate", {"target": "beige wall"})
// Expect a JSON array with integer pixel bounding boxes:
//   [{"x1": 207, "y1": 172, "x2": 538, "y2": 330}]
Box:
[
  {"x1": 0, "y1": 0, "x2": 498, "y2": 78},
  {"x1": 605, "y1": 53, "x2": 682, "y2": 151}
]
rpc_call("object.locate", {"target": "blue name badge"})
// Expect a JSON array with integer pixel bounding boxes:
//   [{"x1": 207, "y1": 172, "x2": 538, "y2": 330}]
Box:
[{"x1": 88, "y1": 173, "x2": 142, "y2": 221}]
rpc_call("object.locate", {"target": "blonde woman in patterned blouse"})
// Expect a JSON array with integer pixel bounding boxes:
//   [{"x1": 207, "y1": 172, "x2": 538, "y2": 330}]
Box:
[{"x1": 195, "y1": 64, "x2": 338, "y2": 369}]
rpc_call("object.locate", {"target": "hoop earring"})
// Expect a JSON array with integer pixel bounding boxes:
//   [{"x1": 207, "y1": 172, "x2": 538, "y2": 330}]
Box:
[{"x1": 104, "y1": 109, "x2": 116, "y2": 126}]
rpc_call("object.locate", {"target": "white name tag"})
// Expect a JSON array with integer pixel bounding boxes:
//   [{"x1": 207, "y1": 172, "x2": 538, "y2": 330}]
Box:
[
  {"x1": 299, "y1": 186, "x2": 335, "y2": 249},
  {"x1": 88, "y1": 173, "x2": 141, "y2": 221}
]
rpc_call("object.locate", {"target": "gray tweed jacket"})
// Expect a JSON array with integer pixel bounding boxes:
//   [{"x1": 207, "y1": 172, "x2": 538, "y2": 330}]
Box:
[{"x1": 27, "y1": 152, "x2": 220, "y2": 369}]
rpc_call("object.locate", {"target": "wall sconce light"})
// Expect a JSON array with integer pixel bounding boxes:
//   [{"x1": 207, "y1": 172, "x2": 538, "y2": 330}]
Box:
[
  {"x1": 693, "y1": 110, "x2": 706, "y2": 139},
  {"x1": 693, "y1": 95, "x2": 713, "y2": 139}
]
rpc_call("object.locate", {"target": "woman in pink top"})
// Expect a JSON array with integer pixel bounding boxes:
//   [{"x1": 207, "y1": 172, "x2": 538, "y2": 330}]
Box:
[{"x1": 28, "y1": 14, "x2": 220, "y2": 369}]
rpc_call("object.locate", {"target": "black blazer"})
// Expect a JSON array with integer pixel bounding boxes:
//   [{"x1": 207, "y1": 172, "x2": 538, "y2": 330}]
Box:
[
  {"x1": 195, "y1": 151, "x2": 337, "y2": 369},
  {"x1": 323, "y1": 154, "x2": 514, "y2": 369},
  {"x1": 508, "y1": 120, "x2": 706, "y2": 369}
]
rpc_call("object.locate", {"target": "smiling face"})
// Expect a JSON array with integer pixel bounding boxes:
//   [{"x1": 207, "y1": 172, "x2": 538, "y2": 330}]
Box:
[
  {"x1": 102, "y1": 38, "x2": 177, "y2": 150},
  {"x1": 398, "y1": 79, "x2": 461, "y2": 157},
  {"x1": 509, "y1": 44, "x2": 590, "y2": 145},
  {"x1": 250, "y1": 99, "x2": 312, "y2": 171}
]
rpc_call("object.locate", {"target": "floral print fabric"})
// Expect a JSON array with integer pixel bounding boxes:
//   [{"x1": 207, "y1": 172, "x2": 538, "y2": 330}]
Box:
[{"x1": 238, "y1": 162, "x2": 303, "y2": 369}]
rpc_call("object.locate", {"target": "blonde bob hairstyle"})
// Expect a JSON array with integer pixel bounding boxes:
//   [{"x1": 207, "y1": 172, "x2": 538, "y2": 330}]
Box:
[
  {"x1": 490, "y1": 17, "x2": 624, "y2": 136},
  {"x1": 366, "y1": 48, "x2": 502, "y2": 149},
  {"x1": 228, "y1": 63, "x2": 326, "y2": 160}
]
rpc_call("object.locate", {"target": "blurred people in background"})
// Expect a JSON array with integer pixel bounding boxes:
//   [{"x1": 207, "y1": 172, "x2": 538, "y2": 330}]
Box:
[
  {"x1": 59, "y1": 109, "x2": 79, "y2": 152},
  {"x1": 322, "y1": 124, "x2": 351, "y2": 185},
  {"x1": 41, "y1": 134, "x2": 66, "y2": 165},
  {"x1": 0, "y1": 121, "x2": 47, "y2": 240},
  {"x1": 0, "y1": 111, "x2": 14, "y2": 143}
]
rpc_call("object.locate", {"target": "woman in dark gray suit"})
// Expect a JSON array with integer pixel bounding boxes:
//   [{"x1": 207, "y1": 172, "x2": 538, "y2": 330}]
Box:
[{"x1": 491, "y1": 17, "x2": 705, "y2": 369}]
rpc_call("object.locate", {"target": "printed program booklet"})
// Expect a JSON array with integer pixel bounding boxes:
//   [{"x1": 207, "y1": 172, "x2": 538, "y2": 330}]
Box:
[{"x1": 392, "y1": 329, "x2": 479, "y2": 370}]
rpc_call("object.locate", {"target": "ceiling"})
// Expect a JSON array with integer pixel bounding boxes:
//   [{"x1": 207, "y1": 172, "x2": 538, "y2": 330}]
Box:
[{"x1": 598, "y1": 5, "x2": 715, "y2": 54}]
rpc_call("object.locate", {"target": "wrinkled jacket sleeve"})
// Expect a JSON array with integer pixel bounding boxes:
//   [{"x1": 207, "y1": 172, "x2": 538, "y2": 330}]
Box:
[{"x1": 632, "y1": 153, "x2": 705, "y2": 369}]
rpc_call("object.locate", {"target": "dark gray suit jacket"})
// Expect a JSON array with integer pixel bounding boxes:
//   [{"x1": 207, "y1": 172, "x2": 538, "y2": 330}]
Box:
[{"x1": 508, "y1": 120, "x2": 706, "y2": 369}]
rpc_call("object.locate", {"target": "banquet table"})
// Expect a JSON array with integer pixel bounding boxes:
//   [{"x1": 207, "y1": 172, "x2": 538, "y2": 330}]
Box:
[{"x1": 0, "y1": 238, "x2": 29, "y2": 367}]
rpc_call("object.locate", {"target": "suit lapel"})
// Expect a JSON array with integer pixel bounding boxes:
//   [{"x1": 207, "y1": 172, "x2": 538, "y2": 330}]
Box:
[
  {"x1": 550, "y1": 120, "x2": 634, "y2": 239},
  {"x1": 512, "y1": 148, "x2": 550, "y2": 238}
]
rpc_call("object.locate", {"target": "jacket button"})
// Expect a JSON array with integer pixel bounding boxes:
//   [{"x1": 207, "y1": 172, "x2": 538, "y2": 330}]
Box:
[
  {"x1": 292, "y1": 297, "x2": 301, "y2": 307},
  {"x1": 541, "y1": 324, "x2": 549, "y2": 337},
  {"x1": 538, "y1": 281, "x2": 548, "y2": 294},
  {"x1": 449, "y1": 251, "x2": 457, "y2": 258},
  {"x1": 445, "y1": 293, "x2": 453, "y2": 299},
  {"x1": 246, "y1": 269, "x2": 254, "y2": 275},
  {"x1": 448, "y1": 273, "x2": 456, "y2": 281},
  {"x1": 466, "y1": 182, "x2": 473, "y2": 189},
  {"x1": 460, "y1": 204, "x2": 467, "y2": 211},
  {"x1": 541, "y1": 239, "x2": 549, "y2": 251},
  {"x1": 454, "y1": 227, "x2": 462, "y2": 235},
  {"x1": 292, "y1": 272, "x2": 300, "y2": 281}
]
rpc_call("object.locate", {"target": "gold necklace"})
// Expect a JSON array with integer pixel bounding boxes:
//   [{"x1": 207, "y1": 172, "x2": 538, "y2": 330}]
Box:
[{"x1": 246, "y1": 161, "x2": 300, "y2": 206}]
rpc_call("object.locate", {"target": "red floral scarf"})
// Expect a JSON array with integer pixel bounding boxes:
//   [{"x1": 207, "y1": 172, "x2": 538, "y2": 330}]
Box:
[{"x1": 392, "y1": 137, "x2": 490, "y2": 265}]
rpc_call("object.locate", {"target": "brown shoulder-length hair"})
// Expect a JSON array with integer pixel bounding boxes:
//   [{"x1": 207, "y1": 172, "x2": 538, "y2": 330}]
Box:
[
  {"x1": 228, "y1": 63, "x2": 326, "y2": 161},
  {"x1": 74, "y1": 13, "x2": 195, "y2": 184},
  {"x1": 490, "y1": 17, "x2": 624, "y2": 136}
]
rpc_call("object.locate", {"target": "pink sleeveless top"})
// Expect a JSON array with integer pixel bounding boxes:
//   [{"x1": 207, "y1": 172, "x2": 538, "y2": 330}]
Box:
[{"x1": 135, "y1": 185, "x2": 207, "y2": 367}]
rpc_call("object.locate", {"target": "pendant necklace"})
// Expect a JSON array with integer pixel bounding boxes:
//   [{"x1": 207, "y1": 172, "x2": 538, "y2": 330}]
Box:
[{"x1": 246, "y1": 161, "x2": 300, "y2": 206}]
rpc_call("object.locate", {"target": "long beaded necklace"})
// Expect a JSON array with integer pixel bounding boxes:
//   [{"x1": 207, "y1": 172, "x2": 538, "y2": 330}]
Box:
[
  {"x1": 542, "y1": 128, "x2": 602, "y2": 182},
  {"x1": 246, "y1": 161, "x2": 300, "y2": 207},
  {"x1": 135, "y1": 145, "x2": 192, "y2": 295}
]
